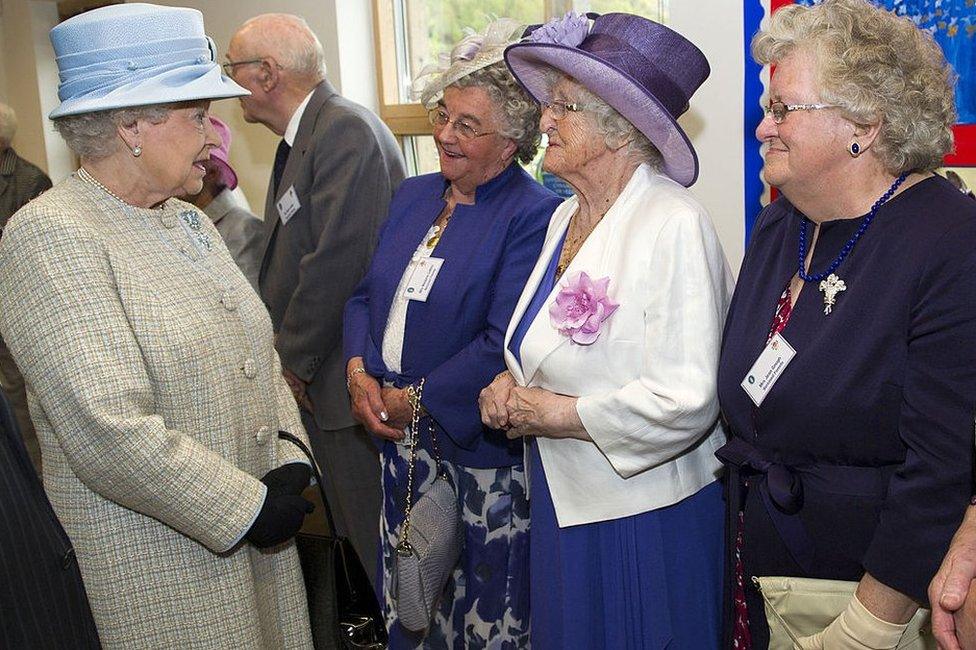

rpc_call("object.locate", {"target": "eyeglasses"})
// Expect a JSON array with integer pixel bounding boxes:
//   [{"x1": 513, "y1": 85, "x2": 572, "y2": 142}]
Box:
[
  {"x1": 221, "y1": 58, "x2": 270, "y2": 76},
  {"x1": 764, "y1": 101, "x2": 838, "y2": 124},
  {"x1": 427, "y1": 108, "x2": 496, "y2": 140},
  {"x1": 541, "y1": 100, "x2": 588, "y2": 120}
]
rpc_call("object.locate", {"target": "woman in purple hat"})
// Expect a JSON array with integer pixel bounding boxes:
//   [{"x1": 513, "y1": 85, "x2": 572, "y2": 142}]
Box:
[
  {"x1": 479, "y1": 12, "x2": 732, "y2": 648},
  {"x1": 0, "y1": 4, "x2": 316, "y2": 647},
  {"x1": 716, "y1": 0, "x2": 976, "y2": 648}
]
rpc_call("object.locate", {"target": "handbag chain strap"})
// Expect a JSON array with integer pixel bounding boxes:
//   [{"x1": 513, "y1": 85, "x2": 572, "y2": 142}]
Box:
[{"x1": 397, "y1": 378, "x2": 442, "y2": 554}]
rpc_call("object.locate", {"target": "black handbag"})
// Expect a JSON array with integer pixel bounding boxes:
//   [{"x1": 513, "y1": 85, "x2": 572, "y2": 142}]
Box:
[{"x1": 278, "y1": 431, "x2": 388, "y2": 650}]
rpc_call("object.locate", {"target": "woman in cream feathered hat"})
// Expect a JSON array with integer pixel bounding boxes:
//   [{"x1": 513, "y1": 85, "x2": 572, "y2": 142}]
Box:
[{"x1": 0, "y1": 4, "x2": 317, "y2": 647}]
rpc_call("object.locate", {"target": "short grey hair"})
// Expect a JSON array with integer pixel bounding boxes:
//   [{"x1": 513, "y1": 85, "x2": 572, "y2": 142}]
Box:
[
  {"x1": 53, "y1": 105, "x2": 171, "y2": 160},
  {"x1": 545, "y1": 70, "x2": 663, "y2": 169},
  {"x1": 239, "y1": 14, "x2": 326, "y2": 84},
  {"x1": 752, "y1": 0, "x2": 956, "y2": 174},
  {"x1": 0, "y1": 103, "x2": 17, "y2": 148},
  {"x1": 452, "y1": 61, "x2": 542, "y2": 164}
]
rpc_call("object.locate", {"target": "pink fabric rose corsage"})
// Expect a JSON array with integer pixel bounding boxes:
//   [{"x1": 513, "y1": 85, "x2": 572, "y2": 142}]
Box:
[
  {"x1": 549, "y1": 271, "x2": 619, "y2": 345},
  {"x1": 526, "y1": 11, "x2": 590, "y2": 48}
]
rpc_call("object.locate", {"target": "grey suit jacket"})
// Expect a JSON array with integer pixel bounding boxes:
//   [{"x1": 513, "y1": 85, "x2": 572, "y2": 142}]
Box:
[
  {"x1": 260, "y1": 80, "x2": 405, "y2": 430},
  {"x1": 205, "y1": 188, "x2": 263, "y2": 291}
]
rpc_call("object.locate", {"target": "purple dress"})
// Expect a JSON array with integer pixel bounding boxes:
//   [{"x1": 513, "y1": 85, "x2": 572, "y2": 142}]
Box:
[{"x1": 508, "y1": 233, "x2": 724, "y2": 649}]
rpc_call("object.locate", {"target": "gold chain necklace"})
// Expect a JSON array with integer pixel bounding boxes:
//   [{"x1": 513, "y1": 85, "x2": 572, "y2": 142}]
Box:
[
  {"x1": 555, "y1": 210, "x2": 601, "y2": 280},
  {"x1": 426, "y1": 188, "x2": 457, "y2": 249}
]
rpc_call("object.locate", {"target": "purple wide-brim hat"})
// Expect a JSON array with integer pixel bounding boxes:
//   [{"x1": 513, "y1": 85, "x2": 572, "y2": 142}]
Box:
[{"x1": 505, "y1": 13, "x2": 709, "y2": 187}]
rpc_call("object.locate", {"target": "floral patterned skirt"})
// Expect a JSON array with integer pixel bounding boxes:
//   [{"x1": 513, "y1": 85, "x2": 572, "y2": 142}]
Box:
[{"x1": 379, "y1": 440, "x2": 530, "y2": 649}]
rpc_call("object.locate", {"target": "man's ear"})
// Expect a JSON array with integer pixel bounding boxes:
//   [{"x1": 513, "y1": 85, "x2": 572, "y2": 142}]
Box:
[{"x1": 261, "y1": 58, "x2": 281, "y2": 93}]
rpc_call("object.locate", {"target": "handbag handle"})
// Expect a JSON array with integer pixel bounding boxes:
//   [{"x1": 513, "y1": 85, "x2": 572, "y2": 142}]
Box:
[
  {"x1": 278, "y1": 430, "x2": 339, "y2": 538},
  {"x1": 399, "y1": 378, "x2": 443, "y2": 550}
]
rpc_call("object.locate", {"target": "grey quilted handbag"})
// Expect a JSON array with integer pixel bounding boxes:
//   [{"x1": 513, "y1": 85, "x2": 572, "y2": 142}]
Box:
[{"x1": 392, "y1": 378, "x2": 464, "y2": 632}]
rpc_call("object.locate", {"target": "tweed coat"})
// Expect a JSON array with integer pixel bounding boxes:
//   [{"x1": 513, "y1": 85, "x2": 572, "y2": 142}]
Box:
[{"x1": 0, "y1": 175, "x2": 314, "y2": 649}]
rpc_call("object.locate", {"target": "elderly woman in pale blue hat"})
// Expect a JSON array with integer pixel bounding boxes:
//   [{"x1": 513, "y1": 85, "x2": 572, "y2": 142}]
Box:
[
  {"x1": 0, "y1": 4, "x2": 317, "y2": 648},
  {"x1": 479, "y1": 12, "x2": 733, "y2": 648}
]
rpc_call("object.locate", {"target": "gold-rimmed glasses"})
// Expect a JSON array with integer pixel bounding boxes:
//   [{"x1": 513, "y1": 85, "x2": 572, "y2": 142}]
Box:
[
  {"x1": 427, "y1": 107, "x2": 497, "y2": 140},
  {"x1": 541, "y1": 100, "x2": 589, "y2": 120}
]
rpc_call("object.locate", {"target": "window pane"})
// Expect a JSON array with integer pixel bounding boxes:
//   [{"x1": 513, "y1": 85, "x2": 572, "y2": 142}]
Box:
[
  {"x1": 572, "y1": 0, "x2": 666, "y2": 21},
  {"x1": 401, "y1": 135, "x2": 442, "y2": 177},
  {"x1": 397, "y1": 1, "x2": 546, "y2": 102}
]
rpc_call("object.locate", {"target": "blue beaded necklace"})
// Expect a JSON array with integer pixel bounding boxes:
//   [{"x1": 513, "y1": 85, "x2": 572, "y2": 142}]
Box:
[{"x1": 797, "y1": 173, "x2": 907, "y2": 315}]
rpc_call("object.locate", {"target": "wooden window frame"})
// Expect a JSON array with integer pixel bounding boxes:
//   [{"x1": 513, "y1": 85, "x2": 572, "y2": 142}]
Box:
[{"x1": 371, "y1": 0, "x2": 576, "y2": 137}]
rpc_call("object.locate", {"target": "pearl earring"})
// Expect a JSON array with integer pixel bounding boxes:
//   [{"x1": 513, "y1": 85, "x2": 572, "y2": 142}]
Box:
[{"x1": 132, "y1": 145, "x2": 142, "y2": 157}]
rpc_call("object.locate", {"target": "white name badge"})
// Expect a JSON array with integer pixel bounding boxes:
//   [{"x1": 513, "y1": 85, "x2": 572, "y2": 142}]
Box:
[
  {"x1": 402, "y1": 257, "x2": 444, "y2": 302},
  {"x1": 741, "y1": 332, "x2": 796, "y2": 407},
  {"x1": 276, "y1": 185, "x2": 301, "y2": 225}
]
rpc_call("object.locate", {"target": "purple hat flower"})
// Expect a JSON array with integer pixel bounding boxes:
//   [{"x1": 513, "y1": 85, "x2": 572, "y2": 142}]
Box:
[
  {"x1": 527, "y1": 12, "x2": 590, "y2": 48},
  {"x1": 505, "y1": 12, "x2": 710, "y2": 187}
]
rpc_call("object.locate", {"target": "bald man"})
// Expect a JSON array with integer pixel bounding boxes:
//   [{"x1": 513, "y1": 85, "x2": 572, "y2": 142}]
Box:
[{"x1": 227, "y1": 14, "x2": 404, "y2": 583}]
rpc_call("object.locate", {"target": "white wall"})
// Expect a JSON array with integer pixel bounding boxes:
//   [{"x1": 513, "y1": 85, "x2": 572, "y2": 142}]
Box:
[
  {"x1": 1, "y1": 0, "x2": 48, "y2": 172},
  {"x1": 0, "y1": 1, "x2": 749, "y2": 270},
  {"x1": 671, "y1": 2, "x2": 746, "y2": 272},
  {"x1": 29, "y1": 0, "x2": 74, "y2": 181}
]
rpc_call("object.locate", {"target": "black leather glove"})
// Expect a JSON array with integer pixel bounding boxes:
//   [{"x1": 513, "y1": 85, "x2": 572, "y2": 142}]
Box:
[
  {"x1": 260, "y1": 462, "x2": 312, "y2": 497},
  {"x1": 245, "y1": 493, "x2": 314, "y2": 548}
]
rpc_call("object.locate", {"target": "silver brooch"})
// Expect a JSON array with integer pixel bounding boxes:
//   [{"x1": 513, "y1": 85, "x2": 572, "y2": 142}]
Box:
[
  {"x1": 818, "y1": 273, "x2": 846, "y2": 315},
  {"x1": 178, "y1": 209, "x2": 212, "y2": 251}
]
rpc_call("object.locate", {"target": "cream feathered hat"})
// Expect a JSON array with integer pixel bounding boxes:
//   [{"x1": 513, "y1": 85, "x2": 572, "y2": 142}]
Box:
[{"x1": 414, "y1": 17, "x2": 526, "y2": 108}]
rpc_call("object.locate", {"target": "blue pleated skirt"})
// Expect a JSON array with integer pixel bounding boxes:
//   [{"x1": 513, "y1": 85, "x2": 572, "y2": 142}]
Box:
[{"x1": 528, "y1": 441, "x2": 724, "y2": 650}]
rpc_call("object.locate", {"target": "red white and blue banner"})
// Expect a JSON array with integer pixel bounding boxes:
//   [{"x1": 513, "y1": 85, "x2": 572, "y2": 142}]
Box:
[{"x1": 744, "y1": 0, "x2": 976, "y2": 239}]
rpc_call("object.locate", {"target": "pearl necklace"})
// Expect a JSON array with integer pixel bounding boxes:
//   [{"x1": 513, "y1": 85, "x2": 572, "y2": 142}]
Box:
[
  {"x1": 76, "y1": 167, "x2": 166, "y2": 210},
  {"x1": 76, "y1": 167, "x2": 130, "y2": 205}
]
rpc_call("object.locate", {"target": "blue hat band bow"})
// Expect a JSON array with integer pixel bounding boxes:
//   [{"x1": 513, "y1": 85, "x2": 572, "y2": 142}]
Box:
[{"x1": 57, "y1": 36, "x2": 214, "y2": 103}]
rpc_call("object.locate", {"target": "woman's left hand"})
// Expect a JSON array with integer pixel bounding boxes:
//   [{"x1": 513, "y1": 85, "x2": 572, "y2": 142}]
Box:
[
  {"x1": 505, "y1": 386, "x2": 590, "y2": 441},
  {"x1": 380, "y1": 387, "x2": 413, "y2": 430}
]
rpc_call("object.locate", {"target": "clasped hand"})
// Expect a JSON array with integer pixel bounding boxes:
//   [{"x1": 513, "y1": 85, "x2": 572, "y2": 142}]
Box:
[
  {"x1": 478, "y1": 371, "x2": 589, "y2": 441},
  {"x1": 346, "y1": 361, "x2": 410, "y2": 441}
]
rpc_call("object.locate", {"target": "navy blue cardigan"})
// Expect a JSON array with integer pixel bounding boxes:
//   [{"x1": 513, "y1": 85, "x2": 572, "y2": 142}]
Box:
[
  {"x1": 343, "y1": 163, "x2": 561, "y2": 468},
  {"x1": 718, "y1": 175, "x2": 976, "y2": 608}
]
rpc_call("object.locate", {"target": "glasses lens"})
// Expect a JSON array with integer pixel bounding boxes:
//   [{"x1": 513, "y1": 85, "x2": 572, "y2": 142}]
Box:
[
  {"x1": 544, "y1": 102, "x2": 566, "y2": 120},
  {"x1": 429, "y1": 109, "x2": 448, "y2": 127},
  {"x1": 455, "y1": 120, "x2": 477, "y2": 140},
  {"x1": 771, "y1": 102, "x2": 786, "y2": 123}
]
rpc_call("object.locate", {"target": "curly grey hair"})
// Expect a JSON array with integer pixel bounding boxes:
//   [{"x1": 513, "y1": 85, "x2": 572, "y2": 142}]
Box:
[
  {"x1": 52, "y1": 105, "x2": 172, "y2": 160},
  {"x1": 752, "y1": 0, "x2": 956, "y2": 174},
  {"x1": 544, "y1": 70, "x2": 663, "y2": 169},
  {"x1": 452, "y1": 62, "x2": 541, "y2": 164}
]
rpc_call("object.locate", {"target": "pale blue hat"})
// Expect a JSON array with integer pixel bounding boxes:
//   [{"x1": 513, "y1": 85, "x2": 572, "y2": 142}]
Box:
[{"x1": 48, "y1": 3, "x2": 248, "y2": 119}]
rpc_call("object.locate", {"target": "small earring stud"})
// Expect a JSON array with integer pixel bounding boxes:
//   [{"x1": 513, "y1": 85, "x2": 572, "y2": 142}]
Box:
[
  {"x1": 849, "y1": 141, "x2": 860, "y2": 157},
  {"x1": 132, "y1": 145, "x2": 142, "y2": 157}
]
